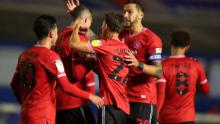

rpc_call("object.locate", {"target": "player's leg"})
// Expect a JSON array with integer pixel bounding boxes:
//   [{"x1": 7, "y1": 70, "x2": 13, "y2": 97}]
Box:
[
  {"x1": 56, "y1": 107, "x2": 86, "y2": 124},
  {"x1": 82, "y1": 106, "x2": 97, "y2": 124},
  {"x1": 127, "y1": 102, "x2": 157, "y2": 124},
  {"x1": 98, "y1": 105, "x2": 127, "y2": 124}
]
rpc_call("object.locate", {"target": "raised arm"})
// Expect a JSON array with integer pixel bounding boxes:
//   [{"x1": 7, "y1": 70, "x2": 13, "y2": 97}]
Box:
[
  {"x1": 66, "y1": 0, "x2": 80, "y2": 13},
  {"x1": 69, "y1": 19, "x2": 93, "y2": 53}
]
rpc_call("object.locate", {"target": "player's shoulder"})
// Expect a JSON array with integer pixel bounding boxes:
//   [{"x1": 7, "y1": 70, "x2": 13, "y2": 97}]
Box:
[
  {"x1": 142, "y1": 28, "x2": 162, "y2": 47},
  {"x1": 187, "y1": 57, "x2": 200, "y2": 63}
]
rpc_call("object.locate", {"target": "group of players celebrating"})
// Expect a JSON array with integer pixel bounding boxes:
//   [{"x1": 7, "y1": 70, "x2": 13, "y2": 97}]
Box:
[{"x1": 10, "y1": 0, "x2": 211, "y2": 124}]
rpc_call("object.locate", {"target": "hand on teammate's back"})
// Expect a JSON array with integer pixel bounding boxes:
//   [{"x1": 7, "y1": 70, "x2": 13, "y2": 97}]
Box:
[{"x1": 89, "y1": 94, "x2": 104, "y2": 109}]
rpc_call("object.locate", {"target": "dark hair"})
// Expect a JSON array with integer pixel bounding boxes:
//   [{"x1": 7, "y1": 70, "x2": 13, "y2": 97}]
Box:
[
  {"x1": 125, "y1": 0, "x2": 144, "y2": 12},
  {"x1": 171, "y1": 30, "x2": 191, "y2": 48},
  {"x1": 104, "y1": 13, "x2": 124, "y2": 33},
  {"x1": 33, "y1": 15, "x2": 57, "y2": 40},
  {"x1": 69, "y1": 5, "x2": 92, "y2": 22}
]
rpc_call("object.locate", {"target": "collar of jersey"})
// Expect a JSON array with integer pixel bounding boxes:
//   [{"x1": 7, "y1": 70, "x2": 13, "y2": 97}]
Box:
[
  {"x1": 169, "y1": 55, "x2": 186, "y2": 58},
  {"x1": 129, "y1": 27, "x2": 147, "y2": 38}
]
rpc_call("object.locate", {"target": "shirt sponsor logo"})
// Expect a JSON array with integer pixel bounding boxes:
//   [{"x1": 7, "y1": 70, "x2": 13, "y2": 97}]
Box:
[
  {"x1": 91, "y1": 40, "x2": 102, "y2": 47},
  {"x1": 155, "y1": 48, "x2": 162, "y2": 54},
  {"x1": 55, "y1": 60, "x2": 64, "y2": 73}
]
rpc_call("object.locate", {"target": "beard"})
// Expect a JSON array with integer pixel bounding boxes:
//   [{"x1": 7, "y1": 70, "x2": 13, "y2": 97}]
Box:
[{"x1": 124, "y1": 20, "x2": 131, "y2": 28}]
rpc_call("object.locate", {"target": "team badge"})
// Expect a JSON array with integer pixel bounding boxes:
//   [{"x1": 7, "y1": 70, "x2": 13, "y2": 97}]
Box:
[
  {"x1": 156, "y1": 48, "x2": 162, "y2": 53},
  {"x1": 91, "y1": 40, "x2": 102, "y2": 47},
  {"x1": 55, "y1": 60, "x2": 64, "y2": 73}
]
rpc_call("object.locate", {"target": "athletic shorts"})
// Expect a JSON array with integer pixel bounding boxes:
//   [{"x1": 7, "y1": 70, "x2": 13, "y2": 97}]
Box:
[
  {"x1": 97, "y1": 105, "x2": 128, "y2": 124},
  {"x1": 56, "y1": 106, "x2": 96, "y2": 124},
  {"x1": 127, "y1": 102, "x2": 157, "y2": 124}
]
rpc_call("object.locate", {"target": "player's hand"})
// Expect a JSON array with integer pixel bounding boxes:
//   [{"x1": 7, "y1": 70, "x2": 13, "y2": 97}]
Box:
[
  {"x1": 89, "y1": 94, "x2": 104, "y2": 109},
  {"x1": 72, "y1": 19, "x2": 83, "y2": 32},
  {"x1": 66, "y1": 0, "x2": 80, "y2": 13},
  {"x1": 124, "y1": 51, "x2": 139, "y2": 67}
]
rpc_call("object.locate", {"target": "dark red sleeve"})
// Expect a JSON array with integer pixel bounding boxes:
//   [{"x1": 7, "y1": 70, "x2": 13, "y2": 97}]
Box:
[
  {"x1": 199, "y1": 83, "x2": 210, "y2": 95},
  {"x1": 85, "y1": 71, "x2": 95, "y2": 94},
  {"x1": 196, "y1": 62, "x2": 210, "y2": 94},
  {"x1": 57, "y1": 76, "x2": 90, "y2": 99},
  {"x1": 10, "y1": 71, "x2": 22, "y2": 104}
]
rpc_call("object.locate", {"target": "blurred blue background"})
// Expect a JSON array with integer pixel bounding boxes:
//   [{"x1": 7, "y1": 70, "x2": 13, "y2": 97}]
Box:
[{"x1": 0, "y1": 0, "x2": 220, "y2": 124}]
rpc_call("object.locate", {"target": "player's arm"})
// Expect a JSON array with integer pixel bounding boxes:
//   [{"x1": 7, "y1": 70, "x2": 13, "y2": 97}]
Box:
[
  {"x1": 69, "y1": 19, "x2": 93, "y2": 53},
  {"x1": 125, "y1": 51, "x2": 162, "y2": 78},
  {"x1": 10, "y1": 71, "x2": 22, "y2": 104},
  {"x1": 197, "y1": 62, "x2": 210, "y2": 95},
  {"x1": 57, "y1": 74, "x2": 103, "y2": 108},
  {"x1": 156, "y1": 78, "x2": 166, "y2": 114},
  {"x1": 85, "y1": 71, "x2": 96, "y2": 94}
]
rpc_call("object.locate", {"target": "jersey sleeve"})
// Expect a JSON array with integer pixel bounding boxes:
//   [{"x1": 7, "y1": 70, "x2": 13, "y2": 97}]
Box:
[
  {"x1": 156, "y1": 74, "x2": 166, "y2": 113},
  {"x1": 41, "y1": 53, "x2": 67, "y2": 79},
  {"x1": 10, "y1": 68, "x2": 22, "y2": 104},
  {"x1": 10, "y1": 57, "x2": 25, "y2": 104},
  {"x1": 145, "y1": 35, "x2": 162, "y2": 63},
  {"x1": 87, "y1": 39, "x2": 110, "y2": 55},
  {"x1": 196, "y1": 62, "x2": 210, "y2": 94},
  {"x1": 42, "y1": 52, "x2": 90, "y2": 99},
  {"x1": 85, "y1": 71, "x2": 96, "y2": 94},
  {"x1": 197, "y1": 62, "x2": 208, "y2": 85}
]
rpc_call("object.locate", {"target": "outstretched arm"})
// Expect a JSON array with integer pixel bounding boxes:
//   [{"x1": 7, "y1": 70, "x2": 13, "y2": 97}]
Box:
[{"x1": 57, "y1": 75, "x2": 103, "y2": 108}]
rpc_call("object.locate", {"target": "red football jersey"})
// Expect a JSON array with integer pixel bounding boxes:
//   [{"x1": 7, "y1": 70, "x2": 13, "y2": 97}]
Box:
[
  {"x1": 123, "y1": 28, "x2": 162, "y2": 104},
  {"x1": 88, "y1": 39, "x2": 130, "y2": 114},
  {"x1": 54, "y1": 27, "x2": 95, "y2": 110},
  {"x1": 157, "y1": 55, "x2": 209, "y2": 123},
  {"x1": 10, "y1": 45, "x2": 90, "y2": 124}
]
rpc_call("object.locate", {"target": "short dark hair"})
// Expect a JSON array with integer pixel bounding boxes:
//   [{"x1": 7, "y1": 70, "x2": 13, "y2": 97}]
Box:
[
  {"x1": 104, "y1": 13, "x2": 124, "y2": 33},
  {"x1": 33, "y1": 15, "x2": 57, "y2": 40},
  {"x1": 171, "y1": 30, "x2": 191, "y2": 48},
  {"x1": 125, "y1": 0, "x2": 144, "y2": 12},
  {"x1": 69, "y1": 5, "x2": 92, "y2": 22}
]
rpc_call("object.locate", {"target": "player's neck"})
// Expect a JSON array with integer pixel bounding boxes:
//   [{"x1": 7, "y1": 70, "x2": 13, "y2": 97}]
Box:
[
  {"x1": 131, "y1": 22, "x2": 143, "y2": 34},
  {"x1": 37, "y1": 38, "x2": 52, "y2": 49},
  {"x1": 106, "y1": 32, "x2": 120, "y2": 41},
  {"x1": 171, "y1": 49, "x2": 186, "y2": 56}
]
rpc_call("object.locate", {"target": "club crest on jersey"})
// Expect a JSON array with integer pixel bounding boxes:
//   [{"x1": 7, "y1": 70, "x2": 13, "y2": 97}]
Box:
[
  {"x1": 55, "y1": 60, "x2": 64, "y2": 73},
  {"x1": 156, "y1": 48, "x2": 162, "y2": 53},
  {"x1": 91, "y1": 40, "x2": 102, "y2": 47}
]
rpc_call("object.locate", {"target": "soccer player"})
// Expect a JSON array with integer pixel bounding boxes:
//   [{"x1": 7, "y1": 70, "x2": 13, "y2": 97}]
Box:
[
  {"x1": 122, "y1": 1, "x2": 163, "y2": 124},
  {"x1": 10, "y1": 15, "x2": 103, "y2": 124},
  {"x1": 69, "y1": 13, "x2": 130, "y2": 124},
  {"x1": 54, "y1": 3, "x2": 97, "y2": 124},
  {"x1": 157, "y1": 30, "x2": 210, "y2": 124}
]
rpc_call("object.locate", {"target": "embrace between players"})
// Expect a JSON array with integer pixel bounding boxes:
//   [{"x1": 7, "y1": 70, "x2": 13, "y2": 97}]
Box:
[{"x1": 10, "y1": 0, "x2": 210, "y2": 124}]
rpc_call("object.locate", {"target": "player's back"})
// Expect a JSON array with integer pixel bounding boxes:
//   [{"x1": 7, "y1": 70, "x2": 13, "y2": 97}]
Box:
[
  {"x1": 159, "y1": 56, "x2": 203, "y2": 123},
  {"x1": 91, "y1": 39, "x2": 130, "y2": 114},
  {"x1": 17, "y1": 45, "x2": 59, "y2": 122}
]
